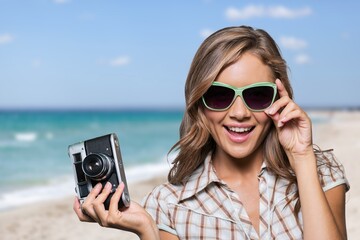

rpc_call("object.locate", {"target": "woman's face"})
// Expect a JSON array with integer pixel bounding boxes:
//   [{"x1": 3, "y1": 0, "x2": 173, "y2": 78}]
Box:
[{"x1": 204, "y1": 52, "x2": 274, "y2": 161}]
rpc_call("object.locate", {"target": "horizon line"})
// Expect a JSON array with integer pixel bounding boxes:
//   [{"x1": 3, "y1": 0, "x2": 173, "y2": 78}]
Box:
[{"x1": 0, "y1": 105, "x2": 359, "y2": 112}]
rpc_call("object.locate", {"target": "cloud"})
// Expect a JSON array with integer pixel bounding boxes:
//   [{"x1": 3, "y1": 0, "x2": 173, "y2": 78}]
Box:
[
  {"x1": 280, "y1": 36, "x2": 308, "y2": 50},
  {"x1": 294, "y1": 53, "x2": 310, "y2": 65},
  {"x1": 279, "y1": 36, "x2": 310, "y2": 65},
  {"x1": 200, "y1": 28, "x2": 214, "y2": 39},
  {"x1": 268, "y1": 6, "x2": 312, "y2": 18},
  {"x1": 0, "y1": 33, "x2": 14, "y2": 45},
  {"x1": 109, "y1": 56, "x2": 130, "y2": 67},
  {"x1": 225, "y1": 5, "x2": 312, "y2": 20},
  {"x1": 226, "y1": 5, "x2": 264, "y2": 20}
]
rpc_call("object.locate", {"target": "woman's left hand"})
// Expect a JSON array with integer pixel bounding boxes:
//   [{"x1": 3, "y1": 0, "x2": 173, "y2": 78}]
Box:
[{"x1": 265, "y1": 79, "x2": 313, "y2": 161}]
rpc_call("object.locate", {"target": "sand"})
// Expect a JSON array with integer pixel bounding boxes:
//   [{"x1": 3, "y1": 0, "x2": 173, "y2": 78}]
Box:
[{"x1": 1, "y1": 110, "x2": 359, "y2": 240}]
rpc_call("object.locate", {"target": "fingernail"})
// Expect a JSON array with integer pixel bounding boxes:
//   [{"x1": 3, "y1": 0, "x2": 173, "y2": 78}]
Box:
[
  {"x1": 105, "y1": 182, "x2": 112, "y2": 190},
  {"x1": 266, "y1": 108, "x2": 274, "y2": 115},
  {"x1": 95, "y1": 183, "x2": 102, "y2": 190}
]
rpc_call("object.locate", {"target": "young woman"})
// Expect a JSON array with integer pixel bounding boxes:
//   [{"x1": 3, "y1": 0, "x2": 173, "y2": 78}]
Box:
[{"x1": 74, "y1": 26, "x2": 349, "y2": 240}]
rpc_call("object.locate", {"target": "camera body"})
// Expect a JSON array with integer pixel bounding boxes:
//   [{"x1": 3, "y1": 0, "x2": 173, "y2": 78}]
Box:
[{"x1": 68, "y1": 133, "x2": 130, "y2": 209}]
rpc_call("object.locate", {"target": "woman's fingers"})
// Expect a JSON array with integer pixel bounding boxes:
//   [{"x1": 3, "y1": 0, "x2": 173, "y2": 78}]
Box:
[
  {"x1": 73, "y1": 197, "x2": 95, "y2": 222},
  {"x1": 73, "y1": 181, "x2": 144, "y2": 232},
  {"x1": 93, "y1": 182, "x2": 113, "y2": 206},
  {"x1": 266, "y1": 79, "x2": 298, "y2": 127},
  {"x1": 265, "y1": 98, "x2": 289, "y2": 127},
  {"x1": 265, "y1": 79, "x2": 313, "y2": 156},
  {"x1": 266, "y1": 95, "x2": 291, "y2": 117},
  {"x1": 277, "y1": 109, "x2": 303, "y2": 128},
  {"x1": 92, "y1": 182, "x2": 113, "y2": 226},
  {"x1": 92, "y1": 182, "x2": 128, "y2": 228},
  {"x1": 75, "y1": 182, "x2": 156, "y2": 236},
  {"x1": 276, "y1": 101, "x2": 300, "y2": 127},
  {"x1": 109, "y1": 182, "x2": 124, "y2": 213},
  {"x1": 266, "y1": 80, "x2": 288, "y2": 113},
  {"x1": 80, "y1": 183, "x2": 103, "y2": 221},
  {"x1": 104, "y1": 182, "x2": 127, "y2": 227},
  {"x1": 275, "y1": 78, "x2": 289, "y2": 97}
]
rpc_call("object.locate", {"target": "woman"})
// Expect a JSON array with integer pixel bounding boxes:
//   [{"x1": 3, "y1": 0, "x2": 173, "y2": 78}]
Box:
[{"x1": 74, "y1": 26, "x2": 349, "y2": 239}]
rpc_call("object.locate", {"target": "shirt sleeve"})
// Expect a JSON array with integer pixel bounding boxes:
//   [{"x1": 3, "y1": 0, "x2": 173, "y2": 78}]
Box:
[
  {"x1": 316, "y1": 149, "x2": 350, "y2": 192},
  {"x1": 141, "y1": 186, "x2": 178, "y2": 236}
]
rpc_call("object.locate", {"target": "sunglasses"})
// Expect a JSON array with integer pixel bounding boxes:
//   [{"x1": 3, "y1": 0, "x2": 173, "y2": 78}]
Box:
[{"x1": 202, "y1": 81, "x2": 277, "y2": 111}]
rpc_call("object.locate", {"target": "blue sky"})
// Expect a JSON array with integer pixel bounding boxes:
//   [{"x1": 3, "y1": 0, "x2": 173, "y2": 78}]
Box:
[{"x1": 0, "y1": 0, "x2": 359, "y2": 109}]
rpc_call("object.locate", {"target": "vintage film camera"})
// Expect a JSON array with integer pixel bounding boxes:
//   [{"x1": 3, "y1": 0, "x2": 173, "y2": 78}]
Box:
[{"x1": 68, "y1": 133, "x2": 130, "y2": 209}]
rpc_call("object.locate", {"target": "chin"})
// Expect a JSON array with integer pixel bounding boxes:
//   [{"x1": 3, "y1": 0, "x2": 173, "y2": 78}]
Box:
[{"x1": 224, "y1": 141, "x2": 263, "y2": 160}]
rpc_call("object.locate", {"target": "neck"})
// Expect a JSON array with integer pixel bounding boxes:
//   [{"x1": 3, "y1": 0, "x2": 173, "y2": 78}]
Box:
[{"x1": 212, "y1": 146, "x2": 264, "y2": 184}]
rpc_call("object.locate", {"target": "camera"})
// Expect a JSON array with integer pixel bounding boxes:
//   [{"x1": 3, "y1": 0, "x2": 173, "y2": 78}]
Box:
[{"x1": 68, "y1": 133, "x2": 130, "y2": 209}]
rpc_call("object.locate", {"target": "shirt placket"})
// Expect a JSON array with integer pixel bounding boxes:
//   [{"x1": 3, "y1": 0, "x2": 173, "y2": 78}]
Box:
[
  {"x1": 258, "y1": 175, "x2": 270, "y2": 239},
  {"x1": 227, "y1": 191, "x2": 259, "y2": 240},
  {"x1": 225, "y1": 174, "x2": 270, "y2": 240}
]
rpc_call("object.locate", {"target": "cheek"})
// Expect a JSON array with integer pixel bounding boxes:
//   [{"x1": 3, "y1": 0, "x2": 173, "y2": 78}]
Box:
[
  {"x1": 203, "y1": 109, "x2": 223, "y2": 125},
  {"x1": 254, "y1": 112, "x2": 273, "y2": 130},
  {"x1": 253, "y1": 113, "x2": 273, "y2": 146},
  {"x1": 203, "y1": 109, "x2": 225, "y2": 135}
]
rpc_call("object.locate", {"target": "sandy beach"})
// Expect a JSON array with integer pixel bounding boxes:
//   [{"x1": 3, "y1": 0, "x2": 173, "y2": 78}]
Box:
[{"x1": 1, "y1": 110, "x2": 359, "y2": 240}]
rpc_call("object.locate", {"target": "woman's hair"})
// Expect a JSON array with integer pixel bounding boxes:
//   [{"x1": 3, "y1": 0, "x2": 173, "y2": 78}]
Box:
[{"x1": 168, "y1": 25, "x2": 293, "y2": 185}]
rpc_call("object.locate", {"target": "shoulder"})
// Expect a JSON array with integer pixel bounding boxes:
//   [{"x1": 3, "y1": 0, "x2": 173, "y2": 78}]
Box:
[
  {"x1": 142, "y1": 182, "x2": 184, "y2": 206},
  {"x1": 315, "y1": 148, "x2": 350, "y2": 192},
  {"x1": 141, "y1": 157, "x2": 212, "y2": 209},
  {"x1": 141, "y1": 181, "x2": 185, "y2": 235},
  {"x1": 142, "y1": 155, "x2": 213, "y2": 207}
]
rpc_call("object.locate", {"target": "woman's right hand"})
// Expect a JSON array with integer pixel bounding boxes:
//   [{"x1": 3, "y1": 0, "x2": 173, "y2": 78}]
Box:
[{"x1": 73, "y1": 182, "x2": 160, "y2": 240}]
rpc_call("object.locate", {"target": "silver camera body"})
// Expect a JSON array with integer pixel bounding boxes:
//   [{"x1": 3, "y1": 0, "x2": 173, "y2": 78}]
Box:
[{"x1": 68, "y1": 133, "x2": 130, "y2": 209}]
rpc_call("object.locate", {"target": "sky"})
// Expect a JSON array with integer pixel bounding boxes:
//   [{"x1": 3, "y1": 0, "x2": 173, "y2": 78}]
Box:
[{"x1": 0, "y1": 0, "x2": 359, "y2": 110}]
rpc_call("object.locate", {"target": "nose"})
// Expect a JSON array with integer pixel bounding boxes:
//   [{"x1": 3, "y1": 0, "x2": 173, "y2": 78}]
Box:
[{"x1": 228, "y1": 96, "x2": 251, "y2": 119}]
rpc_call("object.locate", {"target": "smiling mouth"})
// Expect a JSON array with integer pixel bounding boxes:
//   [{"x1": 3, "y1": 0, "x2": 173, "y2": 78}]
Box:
[{"x1": 226, "y1": 126, "x2": 254, "y2": 135}]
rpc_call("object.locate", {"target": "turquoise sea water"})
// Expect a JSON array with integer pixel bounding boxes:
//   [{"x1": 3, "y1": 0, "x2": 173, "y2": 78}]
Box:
[{"x1": 0, "y1": 110, "x2": 183, "y2": 210}]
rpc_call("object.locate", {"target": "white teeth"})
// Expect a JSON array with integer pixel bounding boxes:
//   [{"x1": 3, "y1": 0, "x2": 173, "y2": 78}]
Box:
[{"x1": 228, "y1": 127, "x2": 252, "y2": 133}]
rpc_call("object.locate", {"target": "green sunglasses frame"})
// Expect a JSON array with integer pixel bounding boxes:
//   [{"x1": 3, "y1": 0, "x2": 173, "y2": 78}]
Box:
[{"x1": 202, "y1": 81, "x2": 277, "y2": 112}]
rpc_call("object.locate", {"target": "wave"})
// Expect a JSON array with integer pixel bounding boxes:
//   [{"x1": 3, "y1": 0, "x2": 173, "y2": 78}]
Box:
[
  {"x1": 14, "y1": 132, "x2": 38, "y2": 142},
  {"x1": 0, "y1": 131, "x2": 56, "y2": 149},
  {"x1": 0, "y1": 177, "x2": 74, "y2": 211},
  {"x1": 0, "y1": 157, "x2": 173, "y2": 211}
]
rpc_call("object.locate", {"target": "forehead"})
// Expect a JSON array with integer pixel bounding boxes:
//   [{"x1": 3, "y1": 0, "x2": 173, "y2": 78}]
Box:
[{"x1": 217, "y1": 52, "x2": 274, "y2": 87}]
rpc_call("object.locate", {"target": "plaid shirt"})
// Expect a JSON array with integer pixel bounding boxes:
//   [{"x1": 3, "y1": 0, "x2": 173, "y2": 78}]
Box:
[{"x1": 143, "y1": 151, "x2": 349, "y2": 239}]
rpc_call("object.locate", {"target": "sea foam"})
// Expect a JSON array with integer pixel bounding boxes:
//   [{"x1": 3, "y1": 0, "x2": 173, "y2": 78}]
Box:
[{"x1": 14, "y1": 132, "x2": 38, "y2": 142}]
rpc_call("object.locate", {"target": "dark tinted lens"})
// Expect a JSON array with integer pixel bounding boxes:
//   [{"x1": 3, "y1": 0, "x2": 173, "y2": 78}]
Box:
[
  {"x1": 243, "y1": 86, "x2": 274, "y2": 110},
  {"x1": 203, "y1": 85, "x2": 235, "y2": 109}
]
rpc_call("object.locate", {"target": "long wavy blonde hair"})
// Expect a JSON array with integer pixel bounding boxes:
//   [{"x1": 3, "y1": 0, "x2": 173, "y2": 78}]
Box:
[{"x1": 168, "y1": 26, "x2": 293, "y2": 185}]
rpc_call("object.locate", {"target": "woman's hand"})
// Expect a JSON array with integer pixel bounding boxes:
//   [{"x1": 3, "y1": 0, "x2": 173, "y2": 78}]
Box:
[
  {"x1": 266, "y1": 80, "x2": 347, "y2": 240},
  {"x1": 265, "y1": 79, "x2": 314, "y2": 169},
  {"x1": 73, "y1": 182, "x2": 160, "y2": 240}
]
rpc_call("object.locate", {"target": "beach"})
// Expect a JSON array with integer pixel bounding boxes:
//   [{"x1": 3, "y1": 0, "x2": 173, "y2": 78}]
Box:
[
  {"x1": 0, "y1": 175, "x2": 168, "y2": 240},
  {"x1": 1, "y1": 110, "x2": 359, "y2": 240}
]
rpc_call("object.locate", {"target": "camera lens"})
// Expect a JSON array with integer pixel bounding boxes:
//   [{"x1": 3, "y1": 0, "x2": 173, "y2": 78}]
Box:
[{"x1": 82, "y1": 153, "x2": 114, "y2": 180}]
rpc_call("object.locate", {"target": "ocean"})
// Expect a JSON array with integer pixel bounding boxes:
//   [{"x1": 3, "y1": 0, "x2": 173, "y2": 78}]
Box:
[{"x1": 0, "y1": 110, "x2": 183, "y2": 210}]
